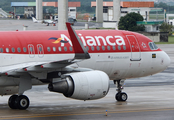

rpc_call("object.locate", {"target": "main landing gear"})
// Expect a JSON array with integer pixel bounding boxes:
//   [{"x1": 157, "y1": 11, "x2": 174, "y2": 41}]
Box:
[
  {"x1": 8, "y1": 75, "x2": 32, "y2": 110},
  {"x1": 114, "y1": 80, "x2": 128, "y2": 101},
  {"x1": 8, "y1": 95, "x2": 29, "y2": 110}
]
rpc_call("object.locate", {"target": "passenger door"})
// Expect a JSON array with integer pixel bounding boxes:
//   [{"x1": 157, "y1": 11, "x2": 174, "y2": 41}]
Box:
[{"x1": 126, "y1": 35, "x2": 141, "y2": 61}]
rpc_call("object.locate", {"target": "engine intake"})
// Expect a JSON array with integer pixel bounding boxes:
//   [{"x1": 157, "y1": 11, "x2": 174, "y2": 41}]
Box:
[{"x1": 48, "y1": 70, "x2": 110, "y2": 100}]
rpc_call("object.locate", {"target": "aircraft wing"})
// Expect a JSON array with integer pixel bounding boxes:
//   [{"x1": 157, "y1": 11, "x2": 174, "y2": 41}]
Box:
[{"x1": 3, "y1": 22, "x2": 90, "y2": 77}]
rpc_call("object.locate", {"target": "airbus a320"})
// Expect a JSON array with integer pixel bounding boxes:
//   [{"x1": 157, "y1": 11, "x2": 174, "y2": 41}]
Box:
[{"x1": 0, "y1": 23, "x2": 170, "y2": 110}]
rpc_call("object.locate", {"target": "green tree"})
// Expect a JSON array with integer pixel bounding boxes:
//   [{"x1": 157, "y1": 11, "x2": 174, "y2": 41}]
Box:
[
  {"x1": 154, "y1": 2, "x2": 174, "y2": 14},
  {"x1": 118, "y1": 12, "x2": 145, "y2": 31},
  {"x1": 159, "y1": 22, "x2": 174, "y2": 35}
]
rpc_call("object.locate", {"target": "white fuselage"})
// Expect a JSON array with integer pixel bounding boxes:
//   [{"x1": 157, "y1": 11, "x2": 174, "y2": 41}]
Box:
[{"x1": 0, "y1": 51, "x2": 170, "y2": 81}]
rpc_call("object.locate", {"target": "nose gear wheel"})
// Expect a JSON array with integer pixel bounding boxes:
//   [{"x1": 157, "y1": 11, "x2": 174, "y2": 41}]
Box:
[{"x1": 114, "y1": 80, "x2": 128, "y2": 101}]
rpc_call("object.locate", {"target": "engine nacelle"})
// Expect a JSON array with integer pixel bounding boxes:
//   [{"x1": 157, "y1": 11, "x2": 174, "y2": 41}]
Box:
[
  {"x1": 48, "y1": 71, "x2": 110, "y2": 100},
  {"x1": 0, "y1": 86, "x2": 18, "y2": 95}
]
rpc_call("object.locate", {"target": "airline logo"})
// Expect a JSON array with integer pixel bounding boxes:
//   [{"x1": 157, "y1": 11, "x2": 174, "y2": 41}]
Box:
[
  {"x1": 141, "y1": 42, "x2": 147, "y2": 48},
  {"x1": 48, "y1": 37, "x2": 69, "y2": 44},
  {"x1": 60, "y1": 34, "x2": 126, "y2": 47}
]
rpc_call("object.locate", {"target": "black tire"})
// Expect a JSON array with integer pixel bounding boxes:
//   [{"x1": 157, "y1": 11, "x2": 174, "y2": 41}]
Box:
[
  {"x1": 115, "y1": 92, "x2": 128, "y2": 101},
  {"x1": 115, "y1": 92, "x2": 121, "y2": 101},
  {"x1": 120, "y1": 92, "x2": 128, "y2": 101},
  {"x1": 8, "y1": 95, "x2": 18, "y2": 109},
  {"x1": 15, "y1": 95, "x2": 30, "y2": 110}
]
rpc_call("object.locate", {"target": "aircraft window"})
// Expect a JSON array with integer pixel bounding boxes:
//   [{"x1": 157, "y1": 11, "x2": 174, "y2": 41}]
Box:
[
  {"x1": 47, "y1": 47, "x2": 51, "y2": 52},
  {"x1": 23, "y1": 47, "x2": 27, "y2": 52},
  {"x1": 112, "y1": 46, "x2": 116, "y2": 50},
  {"x1": 149, "y1": 42, "x2": 158, "y2": 50},
  {"x1": 102, "y1": 46, "x2": 105, "y2": 51},
  {"x1": 153, "y1": 43, "x2": 158, "y2": 49},
  {"x1": 53, "y1": 47, "x2": 56, "y2": 52},
  {"x1": 107, "y1": 46, "x2": 111, "y2": 50},
  {"x1": 69, "y1": 46, "x2": 73, "y2": 51},
  {"x1": 64, "y1": 47, "x2": 67, "y2": 51},
  {"x1": 58, "y1": 47, "x2": 61, "y2": 51},
  {"x1": 149, "y1": 42, "x2": 154, "y2": 50},
  {"x1": 118, "y1": 46, "x2": 121, "y2": 50},
  {"x1": 97, "y1": 46, "x2": 100, "y2": 51},
  {"x1": 39, "y1": 47, "x2": 42, "y2": 52},
  {"x1": 6, "y1": 48, "x2": 9, "y2": 53},
  {"x1": 91, "y1": 46, "x2": 94, "y2": 51},
  {"x1": 0, "y1": 48, "x2": 3, "y2": 53},
  {"x1": 11, "y1": 48, "x2": 15, "y2": 53},
  {"x1": 30, "y1": 47, "x2": 33, "y2": 52},
  {"x1": 123, "y1": 45, "x2": 126, "y2": 50},
  {"x1": 17, "y1": 48, "x2": 21, "y2": 52},
  {"x1": 86, "y1": 46, "x2": 89, "y2": 51}
]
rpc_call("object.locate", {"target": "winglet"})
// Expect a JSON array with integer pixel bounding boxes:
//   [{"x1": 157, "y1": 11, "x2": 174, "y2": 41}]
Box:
[{"x1": 66, "y1": 22, "x2": 90, "y2": 59}]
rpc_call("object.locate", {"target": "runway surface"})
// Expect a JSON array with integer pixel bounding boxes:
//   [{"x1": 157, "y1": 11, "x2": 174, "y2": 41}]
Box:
[
  {"x1": 0, "y1": 19, "x2": 101, "y2": 31},
  {"x1": 0, "y1": 85, "x2": 174, "y2": 120},
  {"x1": 0, "y1": 19, "x2": 173, "y2": 120}
]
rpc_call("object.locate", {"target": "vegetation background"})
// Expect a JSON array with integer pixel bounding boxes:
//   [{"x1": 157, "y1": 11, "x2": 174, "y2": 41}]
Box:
[
  {"x1": 0, "y1": 0, "x2": 174, "y2": 43},
  {"x1": 118, "y1": 12, "x2": 145, "y2": 31}
]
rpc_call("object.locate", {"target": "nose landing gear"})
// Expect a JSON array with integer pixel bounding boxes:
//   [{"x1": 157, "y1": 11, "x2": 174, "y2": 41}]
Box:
[{"x1": 114, "y1": 80, "x2": 128, "y2": 101}]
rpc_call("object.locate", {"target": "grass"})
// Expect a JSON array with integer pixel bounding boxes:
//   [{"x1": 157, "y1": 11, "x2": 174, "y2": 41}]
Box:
[
  {"x1": 149, "y1": 14, "x2": 174, "y2": 20},
  {"x1": 155, "y1": 36, "x2": 174, "y2": 44}
]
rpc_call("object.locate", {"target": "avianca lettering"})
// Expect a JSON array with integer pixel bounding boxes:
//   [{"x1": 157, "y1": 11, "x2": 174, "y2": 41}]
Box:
[{"x1": 60, "y1": 34, "x2": 125, "y2": 47}]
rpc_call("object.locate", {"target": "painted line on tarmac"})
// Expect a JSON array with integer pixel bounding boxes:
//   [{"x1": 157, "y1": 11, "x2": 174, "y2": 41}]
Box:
[{"x1": 0, "y1": 108, "x2": 174, "y2": 120}]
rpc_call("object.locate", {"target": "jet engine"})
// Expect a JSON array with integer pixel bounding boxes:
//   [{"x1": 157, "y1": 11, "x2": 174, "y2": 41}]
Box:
[
  {"x1": 48, "y1": 71, "x2": 110, "y2": 100},
  {"x1": 0, "y1": 86, "x2": 18, "y2": 95}
]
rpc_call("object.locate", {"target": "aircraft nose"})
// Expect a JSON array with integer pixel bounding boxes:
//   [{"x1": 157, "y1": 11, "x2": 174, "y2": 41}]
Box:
[{"x1": 163, "y1": 51, "x2": 171, "y2": 68}]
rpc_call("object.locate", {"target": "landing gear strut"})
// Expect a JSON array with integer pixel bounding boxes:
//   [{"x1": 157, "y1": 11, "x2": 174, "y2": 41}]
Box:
[
  {"x1": 8, "y1": 75, "x2": 32, "y2": 110},
  {"x1": 8, "y1": 95, "x2": 30, "y2": 110},
  {"x1": 114, "y1": 80, "x2": 128, "y2": 101}
]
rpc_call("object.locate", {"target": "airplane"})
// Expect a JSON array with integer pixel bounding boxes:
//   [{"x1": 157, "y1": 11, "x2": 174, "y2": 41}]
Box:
[
  {"x1": 32, "y1": 17, "x2": 39, "y2": 23},
  {"x1": 32, "y1": 17, "x2": 56, "y2": 26},
  {"x1": 0, "y1": 23, "x2": 170, "y2": 110}
]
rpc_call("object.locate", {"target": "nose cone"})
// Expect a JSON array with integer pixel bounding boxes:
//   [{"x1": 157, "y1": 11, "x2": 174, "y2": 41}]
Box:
[
  {"x1": 162, "y1": 51, "x2": 171, "y2": 70},
  {"x1": 151, "y1": 51, "x2": 171, "y2": 75}
]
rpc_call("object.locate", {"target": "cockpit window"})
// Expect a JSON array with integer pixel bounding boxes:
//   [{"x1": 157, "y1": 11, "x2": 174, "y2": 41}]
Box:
[
  {"x1": 149, "y1": 42, "x2": 158, "y2": 50},
  {"x1": 149, "y1": 43, "x2": 154, "y2": 50},
  {"x1": 153, "y1": 43, "x2": 158, "y2": 49}
]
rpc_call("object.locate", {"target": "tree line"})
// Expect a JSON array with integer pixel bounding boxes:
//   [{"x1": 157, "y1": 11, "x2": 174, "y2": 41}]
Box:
[{"x1": 154, "y1": 2, "x2": 174, "y2": 14}]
